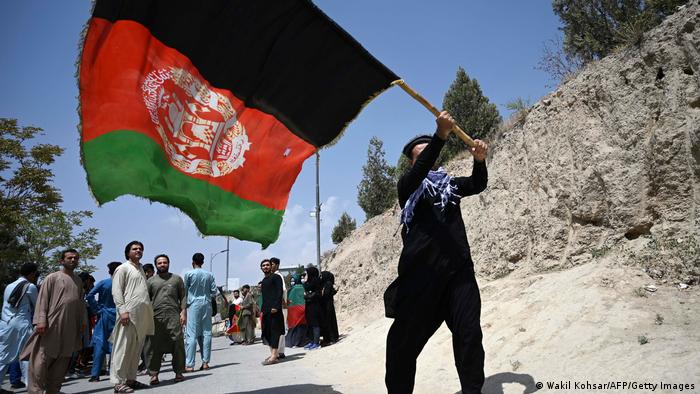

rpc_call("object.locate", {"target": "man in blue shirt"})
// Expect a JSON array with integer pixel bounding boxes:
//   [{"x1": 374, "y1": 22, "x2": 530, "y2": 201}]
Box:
[
  {"x1": 183, "y1": 253, "x2": 217, "y2": 372},
  {"x1": 86, "y1": 261, "x2": 121, "y2": 382}
]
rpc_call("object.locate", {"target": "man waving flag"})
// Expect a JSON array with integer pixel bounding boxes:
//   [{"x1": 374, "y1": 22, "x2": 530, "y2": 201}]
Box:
[{"x1": 79, "y1": 0, "x2": 399, "y2": 247}]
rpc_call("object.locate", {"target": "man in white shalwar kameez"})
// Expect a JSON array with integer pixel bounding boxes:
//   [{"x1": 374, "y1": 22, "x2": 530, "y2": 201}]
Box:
[{"x1": 110, "y1": 241, "x2": 154, "y2": 393}]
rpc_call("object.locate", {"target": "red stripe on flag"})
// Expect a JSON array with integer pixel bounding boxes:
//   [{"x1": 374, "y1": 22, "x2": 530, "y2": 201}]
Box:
[
  {"x1": 80, "y1": 18, "x2": 315, "y2": 211},
  {"x1": 287, "y1": 305, "x2": 306, "y2": 328}
]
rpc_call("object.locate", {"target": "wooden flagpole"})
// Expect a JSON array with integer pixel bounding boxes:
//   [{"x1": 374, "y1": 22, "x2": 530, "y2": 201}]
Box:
[{"x1": 393, "y1": 80, "x2": 476, "y2": 148}]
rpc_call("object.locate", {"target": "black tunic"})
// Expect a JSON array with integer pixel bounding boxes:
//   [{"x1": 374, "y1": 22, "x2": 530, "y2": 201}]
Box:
[
  {"x1": 260, "y1": 273, "x2": 284, "y2": 347},
  {"x1": 261, "y1": 274, "x2": 282, "y2": 314},
  {"x1": 303, "y1": 269, "x2": 322, "y2": 327},
  {"x1": 320, "y1": 271, "x2": 339, "y2": 343},
  {"x1": 384, "y1": 133, "x2": 487, "y2": 318}
]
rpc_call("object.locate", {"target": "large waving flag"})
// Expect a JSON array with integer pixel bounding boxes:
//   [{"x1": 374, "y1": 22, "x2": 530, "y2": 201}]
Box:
[{"x1": 79, "y1": 0, "x2": 399, "y2": 247}]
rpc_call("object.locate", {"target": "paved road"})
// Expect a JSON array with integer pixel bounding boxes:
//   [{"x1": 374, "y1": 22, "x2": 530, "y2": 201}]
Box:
[{"x1": 2, "y1": 336, "x2": 342, "y2": 394}]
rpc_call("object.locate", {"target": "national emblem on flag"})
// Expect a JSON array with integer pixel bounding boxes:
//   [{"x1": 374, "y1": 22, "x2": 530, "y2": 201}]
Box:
[{"x1": 79, "y1": 0, "x2": 399, "y2": 247}]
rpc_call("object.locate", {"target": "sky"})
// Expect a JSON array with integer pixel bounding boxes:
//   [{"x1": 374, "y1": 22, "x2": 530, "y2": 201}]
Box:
[{"x1": 0, "y1": 1, "x2": 562, "y2": 286}]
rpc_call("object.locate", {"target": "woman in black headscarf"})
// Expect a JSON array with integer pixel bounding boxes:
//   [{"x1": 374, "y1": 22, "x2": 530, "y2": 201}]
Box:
[
  {"x1": 303, "y1": 267, "x2": 322, "y2": 350},
  {"x1": 320, "y1": 271, "x2": 339, "y2": 345}
]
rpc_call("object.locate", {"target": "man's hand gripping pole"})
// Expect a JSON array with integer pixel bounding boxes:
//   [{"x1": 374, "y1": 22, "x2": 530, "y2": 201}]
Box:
[{"x1": 393, "y1": 80, "x2": 476, "y2": 148}]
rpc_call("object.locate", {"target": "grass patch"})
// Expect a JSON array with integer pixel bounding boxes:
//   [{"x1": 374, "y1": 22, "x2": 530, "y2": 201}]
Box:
[
  {"x1": 591, "y1": 245, "x2": 612, "y2": 259},
  {"x1": 633, "y1": 287, "x2": 648, "y2": 298},
  {"x1": 655, "y1": 314, "x2": 664, "y2": 325},
  {"x1": 510, "y1": 360, "x2": 522, "y2": 371}
]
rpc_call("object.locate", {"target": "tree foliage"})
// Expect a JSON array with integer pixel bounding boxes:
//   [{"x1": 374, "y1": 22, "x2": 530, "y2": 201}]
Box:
[
  {"x1": 0, "y1": 118, "x2": 63, "y2": 229},
  {"x1": 0, "y1": 118, "x2": 101, "y2": 295},
  {"x1": 21, "y1": 210, "x2": 101, "y2": 274},
  {"x1": 331, "y1": 212, "x2": 357, "y2": 244},
  {"x1": 357, "y1": 137, "x2": 396, "y2": 220},
  {"x1": 394, "y1": 154, "x2": 412, "y2": 180},
  {"x1": 552, "y1": 0, "x2": 688, "y2": 64},
  {"x1": 441, "y1": 68, "x2": 501, "y2": 162}
]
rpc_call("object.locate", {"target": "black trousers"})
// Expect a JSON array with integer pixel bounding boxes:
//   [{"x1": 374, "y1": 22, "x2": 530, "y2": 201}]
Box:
[
  {"x1": 261, "y1": 311, "x2": 285, "y2": 349},
  {"x1": 385, "y1": 269, "x2": 484, "y2": 393}
]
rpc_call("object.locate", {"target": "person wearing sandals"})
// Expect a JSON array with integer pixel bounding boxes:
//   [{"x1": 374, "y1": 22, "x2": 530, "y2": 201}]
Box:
[
  {"x1": 269, "y1": 258, "x2": 287, "y2": 358},
  {"x1": 110, "y1": 241, "x2": 154, "y2": 393},
  {"x1": 183, "y1": 253, "x2": 217, "y2": 372},
  {"x1": 259, "y1": 259, "x2": 284, "y2": 365},
  {"x1": 21, "y1": 250, "x2": 87, "y2": 394},
  {"x1": 143, "y1": 254, "x2": 186, "y2": 385}
]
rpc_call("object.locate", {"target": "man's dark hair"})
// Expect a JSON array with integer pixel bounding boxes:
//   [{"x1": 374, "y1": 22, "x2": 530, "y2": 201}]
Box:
[
  {"x1": 233, "y1": 289, "x2": 240, "y2": 294},
  {"x1": 143, "y1": 263, "x2": 155, "y2": 273},
  {"x1": 260, "y1": 259, "x2": 270, "y2": 268},
  {"x1": 269, "y1": 257, "x2": 280, "y2": 266},
  {"x1": 61, "y1": 248, "x2": 79, "y2": 259},
  {"x1": 79, "y1": 272, "x2": 90, "y2": 281},
  {"x1": 192, "y1": 252, "x2": 205, "y2": 266},
  {"x1": 20, "y1": 263, "x2": 38, "y2": 277},
  {"x1": 108, "y1": 261, "x2": 121, "y2": 275},
  {"x1": 124, "y1": 241, "x2": 144, "y2": 259},
  {"x1": 154, "y1": 254, "x2": 170, "y2": 264},
  {"x1": 242, "y1": 285, "x2": 250, "y2": 290}
]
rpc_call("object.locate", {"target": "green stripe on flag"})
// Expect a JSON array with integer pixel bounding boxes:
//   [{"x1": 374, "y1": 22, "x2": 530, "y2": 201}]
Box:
[{"x1": 83, "y1": 130, "x2": 283, "y2": 247}]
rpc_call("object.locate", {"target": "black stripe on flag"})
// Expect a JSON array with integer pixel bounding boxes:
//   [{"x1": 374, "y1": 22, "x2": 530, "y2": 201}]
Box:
[{"x1": 92, "y1": 0, "x2": 399, "y2": 147}]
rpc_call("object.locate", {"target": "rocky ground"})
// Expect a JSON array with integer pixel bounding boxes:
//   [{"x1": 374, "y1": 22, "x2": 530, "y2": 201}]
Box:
[{"x1": 313, "y1": 2, "x2": 700, "y2": 393}]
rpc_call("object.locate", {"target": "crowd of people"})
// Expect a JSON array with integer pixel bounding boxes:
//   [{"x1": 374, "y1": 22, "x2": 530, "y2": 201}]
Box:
[
  {"x1": 224, "y1": 258, "x2": 339, "y2": 366},
  {"x1": 0, "y1": 241, "x2": 340, "y2": 394}
]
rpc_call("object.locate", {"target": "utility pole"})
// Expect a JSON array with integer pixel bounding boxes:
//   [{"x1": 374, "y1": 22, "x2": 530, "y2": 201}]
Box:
[
  {"x1": 315, "y1": 151, "x2": 322, "y2": 271},
  {"x1": 225, "y1": 237, "x2": 230, "y2": 291}
]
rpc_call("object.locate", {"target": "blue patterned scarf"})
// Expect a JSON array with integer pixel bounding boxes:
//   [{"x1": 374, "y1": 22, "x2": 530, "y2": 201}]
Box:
[{"x1": 400, "y1": 167, "x2": 461, "y2": 227}]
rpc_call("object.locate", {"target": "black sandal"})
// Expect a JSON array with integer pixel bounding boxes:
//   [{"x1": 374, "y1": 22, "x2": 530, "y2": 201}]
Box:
[
  {"x1": 127, "y1": 380, "x2": 149, "y2": 390},
  {"x1": 114, "y1": 384, "x2": 134, "y2": 393}
]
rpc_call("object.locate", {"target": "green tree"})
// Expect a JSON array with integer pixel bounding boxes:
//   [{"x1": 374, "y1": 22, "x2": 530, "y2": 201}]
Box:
[
  {"x1": 331, "y1": 212, "x2": 357, "y2": 244},
  {"x1": 21, "y1": 209, "x2": 101, "y2": 274},
  {"x1": 505, "y1": 97, "x2": 533, "y2": 126},
  {"x1": 505, "y1": 97, "x2": 532, "y2": 113},
  {"x1": 0, "y1": 118, "x2": 63, "y2": 293},
  {"x1": 0, "y1": 119, "x2": 63, "y2": 227},
  {"x1": 552, "y1": 0, "x2": 688, "y2": 64},
  {"x1": 394, "y1": 154, "x2": 412, "y2": 180},
  {"x1": 357, "y1": 137, "x2": 397, "y2": 220},
  {"x1": 441, "y1": 68, "x2": 501, "y2": 162}
]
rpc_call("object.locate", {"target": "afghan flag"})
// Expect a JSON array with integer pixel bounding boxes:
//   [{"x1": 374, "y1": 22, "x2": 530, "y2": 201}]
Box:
[
  {"x1": 226, "y1": 304, "x2": 240, "y2": 335},
  {"x1": 287, "y1": 284, "x2": 307, "y2": 328},
  {"x1": 79, "y1": 0, "x2": 399, "y2": 247}
]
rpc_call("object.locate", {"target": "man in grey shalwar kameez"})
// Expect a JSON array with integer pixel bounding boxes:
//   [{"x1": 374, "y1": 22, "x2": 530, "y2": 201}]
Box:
[{"x1": 144, "y1": 254, "x2": 187, "y2": 385}]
